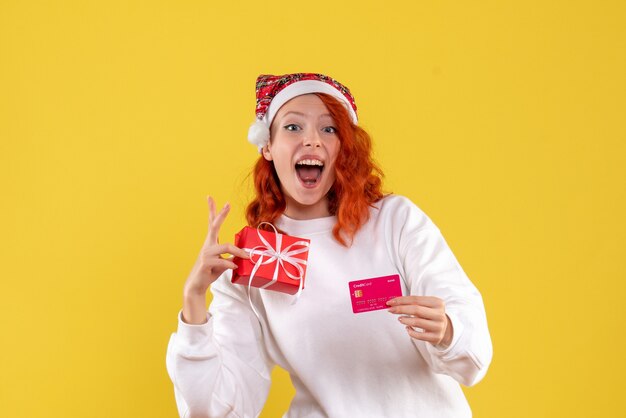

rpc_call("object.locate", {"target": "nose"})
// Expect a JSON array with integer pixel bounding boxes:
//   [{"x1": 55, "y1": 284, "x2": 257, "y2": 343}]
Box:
[{"x1": 303, "y1": 128, "x2": 321, "y2": 148}]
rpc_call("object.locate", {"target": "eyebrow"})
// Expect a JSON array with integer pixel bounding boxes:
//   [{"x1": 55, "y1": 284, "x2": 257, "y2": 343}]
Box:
[{"x1": 282, "y1": 111, "x2": 333, "y2": 119}]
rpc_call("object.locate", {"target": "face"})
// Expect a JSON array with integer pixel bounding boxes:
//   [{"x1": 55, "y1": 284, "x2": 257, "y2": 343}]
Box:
[{"x1": 262, "y1": 94, "x2": 340, "y2": 220}]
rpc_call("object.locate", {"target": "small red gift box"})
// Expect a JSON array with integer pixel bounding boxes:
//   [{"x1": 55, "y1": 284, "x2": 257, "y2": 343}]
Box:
[{"x1": 232, "y1": 224, "x2": 310, "y2": 295}]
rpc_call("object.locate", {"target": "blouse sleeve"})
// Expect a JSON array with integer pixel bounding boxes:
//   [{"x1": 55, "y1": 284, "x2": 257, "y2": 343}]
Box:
[
  {"x1": 390, "y1": 196, "x2": 493, "y2": 387},
  {"x1": 166, "y1": 270, "x2": 273, "y2": 417}
]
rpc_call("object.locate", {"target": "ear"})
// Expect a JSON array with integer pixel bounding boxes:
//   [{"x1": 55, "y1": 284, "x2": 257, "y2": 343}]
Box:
[{"x1": 262, "y1": 144, "x2": 273, "y2": 161}]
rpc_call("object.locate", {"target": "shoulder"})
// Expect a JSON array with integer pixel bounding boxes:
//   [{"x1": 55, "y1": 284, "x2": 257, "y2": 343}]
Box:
[{"x1": 372, "y1": 194, "x2": 434, "y2": 231}]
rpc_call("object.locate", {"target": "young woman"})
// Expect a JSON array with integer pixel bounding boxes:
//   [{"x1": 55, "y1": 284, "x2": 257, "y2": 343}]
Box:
[{"x1": 166, "y1": 73, "x2": 493, "y2": 417}]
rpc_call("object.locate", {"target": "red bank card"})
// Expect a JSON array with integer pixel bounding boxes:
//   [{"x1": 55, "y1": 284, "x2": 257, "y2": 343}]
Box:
[{"x1": 348, "y1": 274, "x2": 403, "y2": 314}]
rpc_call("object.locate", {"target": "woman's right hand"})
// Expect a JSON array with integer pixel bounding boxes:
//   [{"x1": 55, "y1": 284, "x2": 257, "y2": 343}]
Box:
[{"x1": 181, "y1": 196, "x2": 249, "y2": 324}]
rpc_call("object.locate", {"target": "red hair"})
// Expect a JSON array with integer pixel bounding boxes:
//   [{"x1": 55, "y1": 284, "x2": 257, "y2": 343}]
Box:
[{"x1": 246, "y1": 93, "x2": 385, "y2": 246}]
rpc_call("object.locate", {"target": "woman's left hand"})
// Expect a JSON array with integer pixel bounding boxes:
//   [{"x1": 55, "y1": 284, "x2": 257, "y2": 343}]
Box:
[{"x1": 387, "y1": 296, "x2": 453, "y2": 349}]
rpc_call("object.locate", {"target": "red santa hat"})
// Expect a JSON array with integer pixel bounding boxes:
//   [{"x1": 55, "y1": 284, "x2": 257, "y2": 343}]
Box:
[{"x1": 247, "y1": 73, "x2": 358, "y2": 152}]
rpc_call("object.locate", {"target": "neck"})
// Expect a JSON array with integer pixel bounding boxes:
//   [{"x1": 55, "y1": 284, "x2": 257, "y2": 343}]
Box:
[{"x1": 283, "y1": 196, "x2": 331, "y2": 220}]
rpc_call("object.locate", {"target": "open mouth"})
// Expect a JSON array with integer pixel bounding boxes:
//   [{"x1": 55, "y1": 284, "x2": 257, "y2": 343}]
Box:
[{"x1": 295, "y1": 158, "x2": 324, "y2": 188}]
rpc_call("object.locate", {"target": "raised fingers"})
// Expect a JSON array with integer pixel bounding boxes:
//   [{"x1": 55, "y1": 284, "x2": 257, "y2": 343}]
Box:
[
  {"x1": 206, "y1": 196, "x2": 230, "y2": 244},
  {"x1": 208, "y1": 196, "x2": 216, "y2": 229}
]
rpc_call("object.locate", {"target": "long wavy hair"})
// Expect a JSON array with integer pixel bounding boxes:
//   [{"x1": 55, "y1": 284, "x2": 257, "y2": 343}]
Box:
[{"x1": 246, "y1": 93, "x2": 385, "y2": 246}]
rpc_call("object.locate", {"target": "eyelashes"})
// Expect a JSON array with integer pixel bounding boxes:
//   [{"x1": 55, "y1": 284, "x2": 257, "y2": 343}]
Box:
[
  {"x1": 283, "y1": 124, "x2": 337, "y2": 133},
  {"x1": 284, "y1": 124, "x2": 301, "y2": 132}
]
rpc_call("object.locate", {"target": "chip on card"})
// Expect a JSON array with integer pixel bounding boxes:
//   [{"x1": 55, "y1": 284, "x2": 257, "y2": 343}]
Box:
[{"x1": 348, "y1": 274, "x2": 402, "y2": 314}]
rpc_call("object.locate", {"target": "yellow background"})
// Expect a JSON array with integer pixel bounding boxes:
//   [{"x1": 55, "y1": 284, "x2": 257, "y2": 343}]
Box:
[{"x1": 1, "y1": 1, "x2": 625, "y2": 417}]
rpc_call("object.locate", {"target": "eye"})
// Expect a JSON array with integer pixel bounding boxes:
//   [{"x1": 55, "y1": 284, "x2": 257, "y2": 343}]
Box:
[
  {"x1": 323, "y1": 126, "x2": 337, "y2": 134},
  {"x1": 284, "y1": 124, "x2": 301, "y2": 132}
]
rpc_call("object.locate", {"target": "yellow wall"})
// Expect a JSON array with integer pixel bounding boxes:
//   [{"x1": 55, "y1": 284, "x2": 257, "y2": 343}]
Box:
[{"x1": 1, "y1": 1, "x2": 625, "y2": 417}]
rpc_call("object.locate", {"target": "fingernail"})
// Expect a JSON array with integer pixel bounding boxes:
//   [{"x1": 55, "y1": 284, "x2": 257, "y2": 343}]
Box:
[
  {"x1": 387, "y1": 308, "x2": 396, "y2": 313},
  {"x1": 386, "y1": 300, "x2": 394, "y2": 306}
]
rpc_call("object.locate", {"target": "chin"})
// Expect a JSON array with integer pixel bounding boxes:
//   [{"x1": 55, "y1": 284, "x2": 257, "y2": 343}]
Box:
[
  {"x1": 284, "y1": 185, "x2": 331, "y2": 211},
  {"x1": 292, "y1": 193, "x2": 325, "y2": 207}
]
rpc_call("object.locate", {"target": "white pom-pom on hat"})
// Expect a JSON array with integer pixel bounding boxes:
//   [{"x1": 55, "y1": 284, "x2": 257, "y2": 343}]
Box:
[{"x1": 247, "y1": 118, "x2": 270, "y2": 153}]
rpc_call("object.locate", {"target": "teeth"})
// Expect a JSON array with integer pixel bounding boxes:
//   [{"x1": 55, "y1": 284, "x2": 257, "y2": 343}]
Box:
[{"x1": 296, "y1": 159, "x2": 324, "y2": 166}]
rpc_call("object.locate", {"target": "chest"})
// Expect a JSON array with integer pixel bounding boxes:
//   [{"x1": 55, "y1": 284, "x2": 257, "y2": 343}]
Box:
[{"x1": 258, "y1": 233, "x2": 412, "y2": 367}]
